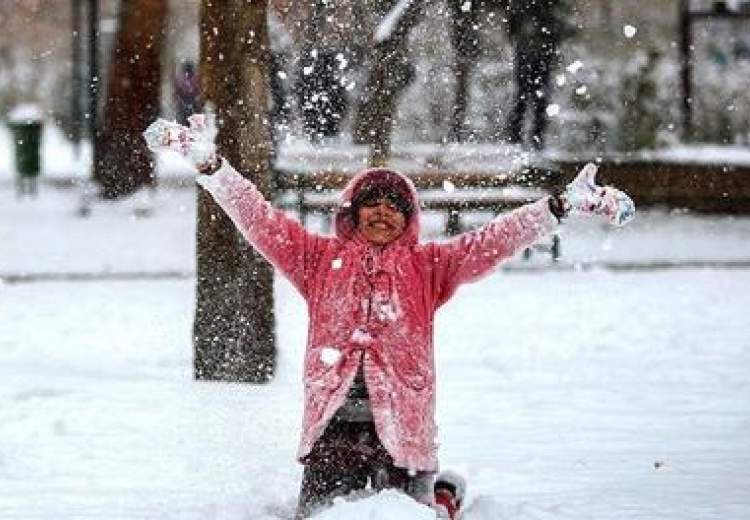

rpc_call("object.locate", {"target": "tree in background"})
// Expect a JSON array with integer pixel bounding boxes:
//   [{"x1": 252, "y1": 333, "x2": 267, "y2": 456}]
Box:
[
  {"x1": 194, "y1": 0, "x2": 276, "y2": 383},
  {"x1": 353, "y1": 0, "x2": 426, "y2": 165},
  {"x1": 95, "y1": 0, "x2": 167, "y2": 198},
  {"x1": 295, "y1": 0, "x2": 351, "y2": 141},
  {"x1": 449, "y1": 0, "x2": 483, "y2": 142},
  {"x1": 618, "y1": 48, "x2": 661, "y2": 151},
  {"x1": 351, "y1": 0, "x2": 492, "y2": 159}
]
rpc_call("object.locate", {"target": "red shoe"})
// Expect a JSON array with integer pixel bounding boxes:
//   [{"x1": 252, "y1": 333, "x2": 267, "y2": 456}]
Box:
[{"x1": 434, "y1": 470, "x2": 466, "y2": 519}]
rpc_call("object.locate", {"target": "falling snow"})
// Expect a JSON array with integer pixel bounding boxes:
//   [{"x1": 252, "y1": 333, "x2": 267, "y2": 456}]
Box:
[
  {"x1": 4, "y1": 2, "x2": 750, "y2": 518},
  {"x1": 566, "y1": 60, "x2": 584, "y2": 74},
  {"x1": 375, "y1": 0, "x2": 413, "y2": 43},
  {"x1": 320, "y1": 347, "x2": 342, "y2": 366}
]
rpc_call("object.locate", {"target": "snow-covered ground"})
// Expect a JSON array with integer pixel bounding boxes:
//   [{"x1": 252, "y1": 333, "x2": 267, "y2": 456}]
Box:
[
  {"x1": 2, "y1": 135, "x2": 750, "y2": 518},
  {"x1": 2, "y1": 254, "x2": 749, "y2": 519}
]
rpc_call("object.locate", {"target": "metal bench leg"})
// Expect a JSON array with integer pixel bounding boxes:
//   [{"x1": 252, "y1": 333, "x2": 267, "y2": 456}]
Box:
[
  {"x1": 551, "y1": 234, "x2": 561, "y2": 261},
  {"x1": 298, "y1": 188, "x2": 308, "y2": 227},
  {"x1": 446, "y1": 210, "x2": 461, "y2": 236}
]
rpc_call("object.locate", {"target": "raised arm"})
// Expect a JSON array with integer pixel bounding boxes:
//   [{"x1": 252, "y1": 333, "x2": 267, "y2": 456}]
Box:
[
  {"x1": 196, "y1": 161, "x2": 327, "y2": 296},
  {"x1": 429, "y1": 198, "x2": 559, "y2": 306},
  {"x1": 143, "y1": 114, "x2": 327, "y2": 296},
  {"x1": 429, "y1": 163, "x2": 635, "y2": 307}
]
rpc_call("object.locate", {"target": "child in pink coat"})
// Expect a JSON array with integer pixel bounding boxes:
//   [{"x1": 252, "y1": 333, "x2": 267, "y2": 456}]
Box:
[{"x1": 144, "y1": 115, "x2": 634, "y2": 519}]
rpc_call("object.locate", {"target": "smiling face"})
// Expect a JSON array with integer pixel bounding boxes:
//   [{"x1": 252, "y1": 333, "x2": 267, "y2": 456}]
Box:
[{"x1": 356, "y1": 198, "x2": 407, "y2": 246}]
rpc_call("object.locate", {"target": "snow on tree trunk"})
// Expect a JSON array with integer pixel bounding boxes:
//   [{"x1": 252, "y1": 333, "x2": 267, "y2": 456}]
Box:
[
  {"x1": 194, "y1": 0, "x2": 276, "y2": 383},
  {"x1": 95, "y1": 0, "x2": 167, "y2": 199},
  {"x1": 374, "y1": 0, "x2": 414, "y2": 43}
]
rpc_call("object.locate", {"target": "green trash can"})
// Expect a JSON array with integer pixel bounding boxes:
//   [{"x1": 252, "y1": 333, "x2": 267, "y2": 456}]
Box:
[{"x1": 8, "y1": 104, "x2": 43, "y2": 197}]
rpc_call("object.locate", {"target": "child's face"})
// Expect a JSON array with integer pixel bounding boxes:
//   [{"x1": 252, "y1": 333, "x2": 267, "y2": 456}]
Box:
[{"x1": 356, "y1": 198, "x2": 407, "y2": 245}]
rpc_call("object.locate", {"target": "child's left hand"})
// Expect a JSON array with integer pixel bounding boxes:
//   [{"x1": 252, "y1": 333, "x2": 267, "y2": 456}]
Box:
[{"x1": 562, "y1": 163, "x2": 635, "y2": 226}]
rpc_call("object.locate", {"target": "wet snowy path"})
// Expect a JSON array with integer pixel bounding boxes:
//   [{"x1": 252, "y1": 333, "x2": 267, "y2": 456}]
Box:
[{"x1": 1, "y1": 269, "x2": 748, "y2": 519}]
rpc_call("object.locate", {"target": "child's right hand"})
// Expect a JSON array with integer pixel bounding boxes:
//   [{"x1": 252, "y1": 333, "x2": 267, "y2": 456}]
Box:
[{"x1": 142, "y1": 113, "x2": 218, "y2": 172}]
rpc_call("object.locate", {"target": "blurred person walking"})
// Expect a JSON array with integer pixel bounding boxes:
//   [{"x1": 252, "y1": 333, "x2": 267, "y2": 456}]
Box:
[
  {"x1": 505, "y1": 0, "x2": 571, "y2": 150},
  {"x1": 174, "y1": 60, "x2": 202, "y2": 126}
]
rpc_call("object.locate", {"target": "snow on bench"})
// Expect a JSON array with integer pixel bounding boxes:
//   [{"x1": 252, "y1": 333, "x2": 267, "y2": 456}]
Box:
[{"x1": 274, "y1": 184, "x2": 561, "y2": 260}]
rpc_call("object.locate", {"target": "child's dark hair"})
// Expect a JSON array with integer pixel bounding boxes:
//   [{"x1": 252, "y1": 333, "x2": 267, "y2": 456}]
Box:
[{"x1": 351, "y1": 184, "x2": 414, "y2": 224}]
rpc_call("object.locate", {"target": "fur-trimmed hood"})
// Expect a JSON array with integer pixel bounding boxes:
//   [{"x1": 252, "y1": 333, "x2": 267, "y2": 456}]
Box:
[{"x1": 334, "y1": 168, "x2": 420, "y2": 245}]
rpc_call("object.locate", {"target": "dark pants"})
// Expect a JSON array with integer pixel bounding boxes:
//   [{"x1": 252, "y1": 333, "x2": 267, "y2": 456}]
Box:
[
  {"x1": 296, "y1": 414, "x2": 434, "y2": 518},
  {"x1": 507, "y1": 49, "x2": 554, "y2": 150}
]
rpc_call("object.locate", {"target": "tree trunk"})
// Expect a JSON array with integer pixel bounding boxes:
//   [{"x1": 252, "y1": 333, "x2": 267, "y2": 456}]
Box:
[
  {"x1": 95, "y1": 0, "x2": 167, "y2": 199},
  {"x1": 449, "y1": 58, "x2": 471, "y2": 142},
  {"x1": 449, "y1": 0, "x2": 481, "y2": 142},
  {"x1": 194, "y1": 0, "x2": 276, "y2": 383},
  {"x1": 352, "y1": 0, "x2": 425, "y2": 166}
]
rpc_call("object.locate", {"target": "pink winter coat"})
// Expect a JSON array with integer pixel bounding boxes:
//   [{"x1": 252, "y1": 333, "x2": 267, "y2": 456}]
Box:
[{"x1": 197, "y1": 162, "x2": 558, "y2": 472}]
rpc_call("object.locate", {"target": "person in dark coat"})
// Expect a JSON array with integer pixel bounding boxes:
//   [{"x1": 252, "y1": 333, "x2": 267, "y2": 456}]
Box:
[
  {"x1": 505, "y1": 0, "x2": 572, "y2": 150},
  {"x1": 173, "y1": 60, "x2": 202, "y2": 126}
]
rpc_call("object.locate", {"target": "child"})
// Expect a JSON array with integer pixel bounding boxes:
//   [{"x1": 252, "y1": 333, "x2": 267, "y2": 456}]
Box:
[{"x1": 144, "y1": 115, "x2": 634, "y2": 519}]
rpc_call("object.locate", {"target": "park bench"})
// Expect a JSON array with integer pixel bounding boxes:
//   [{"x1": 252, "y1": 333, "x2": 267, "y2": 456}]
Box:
[{"x1": 273, "y1": 170, "x2": 561, "y2": 261}]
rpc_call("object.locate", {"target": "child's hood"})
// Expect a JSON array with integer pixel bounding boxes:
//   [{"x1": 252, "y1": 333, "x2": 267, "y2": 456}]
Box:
[{"x1": 334, "y1": 168, "x2": 420, "y2": 245}]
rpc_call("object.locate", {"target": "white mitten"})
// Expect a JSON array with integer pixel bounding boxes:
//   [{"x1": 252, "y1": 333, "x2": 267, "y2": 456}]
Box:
[
  {"x1": 142, "y1": 113, "x2": 218, "y2": 170},
  {"x1": 564, "y1": 163, "x2": 635, "y2": 226}
]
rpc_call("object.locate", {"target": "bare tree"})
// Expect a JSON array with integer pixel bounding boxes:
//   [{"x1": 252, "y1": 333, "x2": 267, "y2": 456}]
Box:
[
  {"x1": 449, "y1": 0, "x2": 482, "y2": 142},
  {"x1": 95, "y1": 0, "x2": 167, "y2": 198},
  {"x1": 353, "y1": 0, "x2": 426, "y2": 165},
  {"x1": 194, "y1": 0, "x2": 276, "y2": 383}
]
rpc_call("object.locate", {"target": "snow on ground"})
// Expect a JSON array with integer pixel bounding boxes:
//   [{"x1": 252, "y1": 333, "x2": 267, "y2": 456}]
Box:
[
  {"x1": 2, "y1": 142, "x2": 750, "y2": 518},
  {"x1": 2, "y1": 267, "x2": 749, "y2": 519},
  {"x1": 543, "y1": 145, "x2": 750, "y2": 167},
  {"x1": 0, "y1": 124, "x2": 14, "y2": 178},
  {"x1": 0, "y1": 122, "x2": 92, "y2": 182},
  {"x1": 312, "y1": 490, "x2": 436, "y2": 519},
  {"x1": 3, "y1": 183, "x2": 750, "y2": 277}
]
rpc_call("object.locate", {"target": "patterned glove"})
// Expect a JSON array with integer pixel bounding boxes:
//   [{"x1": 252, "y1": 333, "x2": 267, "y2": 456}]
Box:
[
  {"x1": 563, "y1": 163, "x2": 635, "y2": 226},
  {"x1": 142, "y1": 113, "x2": 218, "y2": 171}
]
